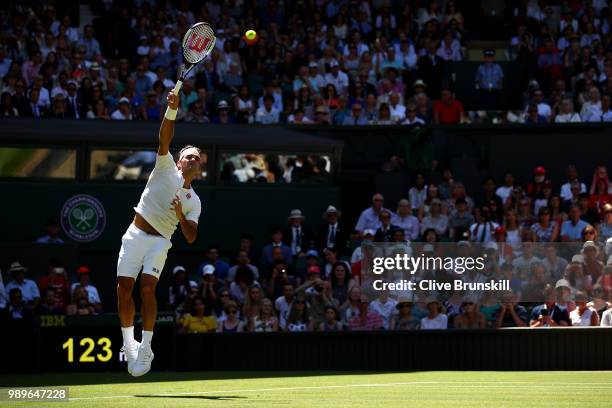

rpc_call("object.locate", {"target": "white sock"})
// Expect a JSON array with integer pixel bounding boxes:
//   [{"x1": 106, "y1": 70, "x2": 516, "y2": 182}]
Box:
[
  {"x1": 121, "y1": 326, "x2": 135, "y2": 346},
  {"x1": 142, "y1": 330, "x2": 154, "y2": 349}
]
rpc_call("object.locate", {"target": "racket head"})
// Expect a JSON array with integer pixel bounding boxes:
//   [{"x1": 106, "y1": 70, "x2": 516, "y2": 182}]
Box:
[{"x1": 182, "y1": 22, "x2": 216, "y2": 64}]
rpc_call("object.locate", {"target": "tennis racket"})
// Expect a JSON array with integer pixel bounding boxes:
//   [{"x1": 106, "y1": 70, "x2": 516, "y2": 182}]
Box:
[{"x1": 172, "y1": 22, "x2": 216, "y2": 94}]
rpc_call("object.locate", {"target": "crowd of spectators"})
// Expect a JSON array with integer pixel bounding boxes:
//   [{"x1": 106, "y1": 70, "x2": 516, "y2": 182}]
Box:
[
  {"x1": 3, "y1": 162, "x2": 612, "y2": 330},
  {"x1": 2, "y1": 1, "x2": 612, "y2": 125}
]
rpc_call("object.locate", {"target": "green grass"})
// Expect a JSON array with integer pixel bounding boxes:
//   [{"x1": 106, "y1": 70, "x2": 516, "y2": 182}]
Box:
[{"x1": 1, "y1": 371, "x2": 612, "y2": 407}]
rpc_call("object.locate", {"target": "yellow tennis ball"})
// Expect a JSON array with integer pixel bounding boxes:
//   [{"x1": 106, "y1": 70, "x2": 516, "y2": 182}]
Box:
[{"x1": 245, "y1": 30, "x2": 257, "y2": 41}]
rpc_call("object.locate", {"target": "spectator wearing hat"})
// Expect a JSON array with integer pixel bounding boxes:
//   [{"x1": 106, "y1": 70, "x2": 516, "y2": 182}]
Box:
[
  {"x1": 355, "y1": 193, "x2": 388, "y2": 235},
  {"x1": 582, "y1": 241, "x2": 604, "y2": 282},
  {"x1": 493, "y1": 291, "x2": 528, "y2": 327},
  {"x1": 527, "y1": 166, "x2": 548, "y2": 200},
  {"x1": 296, "y1": 267, "x2": 338, "y2": 329},
  {"x1": 4, "y1": 262, "x2": 40, "y2": 308},
  {"x1": 307, "y1": 62, "x2": 325, "y2": 93},
  {"x1": 110, "y1": 97, "x2": 132, "y2": 120},
  {"x1": 168, "y1": 265, "x2": 197, "y2": 310},
  {"x1": 317, "y1": 206, "x2": 348, "y2": 255},
  {"x1": 325, "y1": 60, "x2": 349, "y2": 95},
  {"x1": 475, "y1": 48, "x2": 504, "y2": 107},
  {"x1": 570, "y1": 291, "x2": 600, "y2": 326},
  {"x1": 261, "y1": 227, "x2": 293, "y2": 271},
  {"x1": 420, "y1": 297, "x2": 448, "y2": 330},
  {"x1": 350, "y1": 228, "x2": 375, "y2": 265},
  {"x1": 420, "y1": 198, "x2": 449, "y2": 237},
  {"x1": 282, "y1": 209, "x2": 314, "y2": 258},
  {"x1": 392, "y1": 199, "x2": 420, "y2": 241},
  {"x1": 38, "y1": 259, "x2": 69, "y2": 311},
  {"x1": 543, "y1": 279, "x2": 573, "y2": 326},
  {"x1": 390, "y1": 299, "x2": 420, "y2": 330},
  {"x1": 35, "y1": 217, "x2": 64, "y2": 244},
  {"x1": 70, "y1": 266, "x2": 102, "y2": 312},
  {"x1": 561, "y1": 205, "x2": 591, "y2": 242},
  {"x1": 348, "y1": 295, "x2": 384, "y2": 330},
  {"x1": 433, "y1": 87, "x2": 465, "y2": 125},
  {"x1": 211, "y1": 100, "x2": 236, "y2": 124}
]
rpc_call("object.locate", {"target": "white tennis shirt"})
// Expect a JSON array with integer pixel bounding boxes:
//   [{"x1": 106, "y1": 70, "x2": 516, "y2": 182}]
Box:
[{"x1": 135, "y1": 153, "x2": 201, "y2": 240}]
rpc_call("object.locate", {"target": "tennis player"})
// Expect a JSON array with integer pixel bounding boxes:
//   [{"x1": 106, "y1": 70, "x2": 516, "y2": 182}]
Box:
[{"x1": 116, "y1": 91, "x2": 201, "y2": 377}]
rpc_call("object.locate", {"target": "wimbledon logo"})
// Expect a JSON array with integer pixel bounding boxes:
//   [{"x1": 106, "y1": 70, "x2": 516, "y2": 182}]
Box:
[{"x1": 61, "y1": 194, "x2": 106, "y2": 242}]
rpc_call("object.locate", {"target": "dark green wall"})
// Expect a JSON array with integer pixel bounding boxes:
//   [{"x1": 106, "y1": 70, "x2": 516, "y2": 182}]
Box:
[{"x1": 0, "y1": 181, "x2": 340, "y2": 252}]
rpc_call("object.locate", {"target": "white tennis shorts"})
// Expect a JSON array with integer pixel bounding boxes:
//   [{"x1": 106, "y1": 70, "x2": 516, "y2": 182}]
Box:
[{"x1": 117, "y1": 224, "x2": 172, "y2": 279}]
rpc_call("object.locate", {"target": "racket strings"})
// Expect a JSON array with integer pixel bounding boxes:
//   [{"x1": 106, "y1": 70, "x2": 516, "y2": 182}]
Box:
[{"x1": 182, "y1": 23, "x2": 216, "y2": 64}]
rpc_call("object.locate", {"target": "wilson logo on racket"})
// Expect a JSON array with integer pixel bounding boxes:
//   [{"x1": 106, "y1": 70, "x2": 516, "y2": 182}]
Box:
[{"x1": 187, "y1": 33, "x2": 211, "y2": 52}]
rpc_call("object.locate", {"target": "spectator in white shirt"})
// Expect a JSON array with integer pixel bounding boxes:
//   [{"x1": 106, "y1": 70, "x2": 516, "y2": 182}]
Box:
[
  {"x1": 307, "y1": 62, "x2": 325, "y2": 94},
  {"x1": 526, "y1": 89, "x2": 552, "y2": 120},
  {"x1": 402, "y1": 102, "x2": 426, "y2": 125},
  {"x1": 560, "y1": 165, "x2": 587, "y2": 201},
  {"x1": 554, "y1": 99, "x2": 582, "y2": 123},
  {"x1": 496, "y1": 171, "x2": 515, "y2": 204},
  {"x1": 392, "y1": 199, "x2": 420, "y2": 241},
  {"x1": 581, "y1": 87, "x2": 602, "y2": 121},
  {"x1": 436, "y1": 31, "x2": 462, "y2": 61},
  {"x1": 469, "y1": 206, "x2": 500, "y2": 243},
  {"x1": 355, "y1": 193, "x2": 388, "y2": 234},
  {"x1": 388, "y1": 92, "x2": 406, "y2": 122},
  {"x1": 325, "y1": 60, "x2": 349, "y2": 95},
  {"x1": 4, "y1": 262, "x2": 40, "y2": 307},
  {"x1": 369, "y1": 291, "x2": 398, "y2": 329},
  {"x1": 255, "y1": 94, "x2": 280, "y2": 124},
  {"x1": 408, "y1": 173, "x2": 428, "y2": 213},
  {"x1": 420, "y1": 298, "x2": 448, "y2": 329},
  {"x1": 398, "y1": 39, "x2": 418, "y2": 70},
  {"x1": 110, "y1": 97, "x2": 133, "y2": 120}
]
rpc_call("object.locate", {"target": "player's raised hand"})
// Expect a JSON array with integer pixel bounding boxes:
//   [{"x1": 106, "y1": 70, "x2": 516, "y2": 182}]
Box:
[
  {"x1": 167, "y1": 91, "x2": 180, "y2": 110},
  {"x1": 170, "y1": 195, "x2": 184, "y2": 219}
]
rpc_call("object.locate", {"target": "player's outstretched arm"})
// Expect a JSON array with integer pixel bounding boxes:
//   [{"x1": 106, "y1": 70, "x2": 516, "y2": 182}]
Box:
[{"x1": 158, "y1": 91, "x2": 180, "y2": 155}]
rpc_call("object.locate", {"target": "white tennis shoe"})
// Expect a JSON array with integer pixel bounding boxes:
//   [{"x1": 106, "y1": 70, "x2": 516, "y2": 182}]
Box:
[
  {"x1": 122, "y1": 341, "x2": 140, "y2": 375},
  {"x1": 131, "y1": 345, "x2": 154, "y2": 377}
]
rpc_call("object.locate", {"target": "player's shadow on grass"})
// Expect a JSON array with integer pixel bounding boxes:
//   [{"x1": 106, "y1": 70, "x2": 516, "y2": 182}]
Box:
[{"x1": 135, "y1": 395, "x2": 246, "y2": 400}]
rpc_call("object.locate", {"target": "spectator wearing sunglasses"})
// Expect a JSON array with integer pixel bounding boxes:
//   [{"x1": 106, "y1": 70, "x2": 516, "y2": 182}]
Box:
[
  {"x1": 217, "y1": 301, "x2": 244, "y2": 332},
  {"x1": 453, "y1": 298, "x2": 485, "y2": 329}
]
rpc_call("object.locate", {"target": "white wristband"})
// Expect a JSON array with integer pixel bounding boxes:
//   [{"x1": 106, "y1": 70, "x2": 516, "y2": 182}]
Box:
[{"x1": 165, "y1": 107, "x2": 177, "y2": 120}]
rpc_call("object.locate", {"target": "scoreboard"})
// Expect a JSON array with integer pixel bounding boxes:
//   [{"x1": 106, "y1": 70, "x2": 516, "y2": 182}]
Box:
[{"x1": 3, "y1": 314, "x2": 175, "y2": 373}]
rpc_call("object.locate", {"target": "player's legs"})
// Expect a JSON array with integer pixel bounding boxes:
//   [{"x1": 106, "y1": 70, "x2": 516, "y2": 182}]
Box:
[
  {"x1": 116, "y1": 224, "x2": 149, "y2": 374},
  {"x1": 132, "y1": 237, "x2": 171, "y2": 377},
  {"x1": 117, "y1": 277, "x2": 136, "y2": 328},
  {"x1": 140, "y1": 273, "x2": 158, "y2": 333}
]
